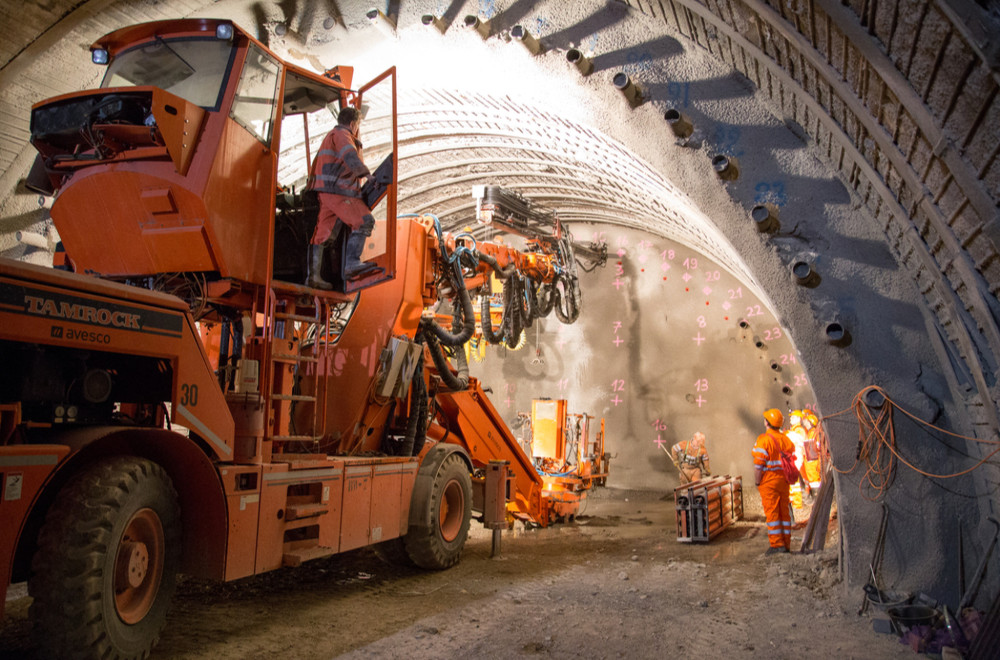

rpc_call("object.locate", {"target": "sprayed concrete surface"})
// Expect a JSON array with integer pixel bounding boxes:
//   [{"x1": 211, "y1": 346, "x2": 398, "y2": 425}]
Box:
[{"x1": 1, "y1": 488, "x2": 911, "y2": 659}]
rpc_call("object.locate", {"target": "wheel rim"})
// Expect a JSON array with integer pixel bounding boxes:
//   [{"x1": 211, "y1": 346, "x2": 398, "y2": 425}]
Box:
[
  {"x1": 439, "y1": 479, "x2": 465, "y2": 542},
  {"x1": 113, "y1": 507, "x2": 164, "y2": 624}
]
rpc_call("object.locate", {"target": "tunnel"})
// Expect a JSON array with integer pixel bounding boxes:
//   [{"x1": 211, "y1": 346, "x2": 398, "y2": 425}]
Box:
[{"x1": 1, "y1": 0, "x2": 999, "y2": 655}]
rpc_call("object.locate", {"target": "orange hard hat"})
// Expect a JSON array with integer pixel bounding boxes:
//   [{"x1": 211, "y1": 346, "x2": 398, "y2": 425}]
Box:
[{"x1": 763, "y1": 408, "x2": 784, "y2": 428}]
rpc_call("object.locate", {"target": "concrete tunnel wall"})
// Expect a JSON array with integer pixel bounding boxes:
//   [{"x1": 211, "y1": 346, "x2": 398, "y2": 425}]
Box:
[{"x1": 1, "y1": 0, "x2": 999, "y2": 611}]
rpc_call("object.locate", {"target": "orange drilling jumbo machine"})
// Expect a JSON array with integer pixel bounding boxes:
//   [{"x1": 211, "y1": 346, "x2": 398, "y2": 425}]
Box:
[{"x1": 0, "y1": 19, "x2": 606, "y2": 659}]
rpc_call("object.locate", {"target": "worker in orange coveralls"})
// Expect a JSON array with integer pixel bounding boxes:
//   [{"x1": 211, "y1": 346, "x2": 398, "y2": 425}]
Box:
[
  {"x1": 669, "y1": 432, "x2": 711, "y2": 484},
  {"x1": 304, "y1": 106, "x2": 376, "y2": 289},
  {"x1": 800, "y1": 412, "x2": 823, "y2": 497},
  {"x1": 753, "y1": 409, "x2": 795, "y2": 554},
  {"x1": 784, "y1": 410, "x2": 806, "y2": 509}
]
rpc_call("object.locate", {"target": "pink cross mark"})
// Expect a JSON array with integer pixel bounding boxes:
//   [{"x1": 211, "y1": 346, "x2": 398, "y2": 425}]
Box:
[
  {"x1": 613, "y1": 278, "x2": 625, "y2": 290},
  {"x1": 611, "y1": 394, "x2": 623, "y2": 406},
  {"x1": 695, "y1": 395, "x2": 706, "y2": 407},
  {"x1": 682, "y1": 272, "x2": 692, "y2": 282},
  {"x1": 505, "y1": 396, "x2": 513, "y2": 408},
  {"x1": 655, "y1": 434, "x2": 666, "y2": 448},
  {"x1": 613, "y1": 336, "x2": 624, "y2": 347}
]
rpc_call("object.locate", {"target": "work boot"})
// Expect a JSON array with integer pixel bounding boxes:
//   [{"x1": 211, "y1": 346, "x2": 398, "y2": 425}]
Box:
[
  {"x1": 343, "y1": 230, "x2": 381, "y2": 278},
  {"x1": 306, "y1": 244, "x2": 333, "y2": 290}
]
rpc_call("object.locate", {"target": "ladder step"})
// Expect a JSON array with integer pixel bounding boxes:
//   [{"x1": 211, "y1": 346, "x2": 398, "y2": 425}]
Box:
[
  {"x1": 272, "y1": 394, "x2": 315, "y2": 402},
  {"x1": 271, "y1": 435, "x2": 320, "y2": 442},
  {"x1": 282, "y1": 545, "x2": 336, "y2": 567},
  {"x1": 273, "y1": 353, "x2": 318, "y2": 363},
  {"x1": 275, "y1": 312, "x2": 321, "y2": 322},
  {"x1": 286, "y1": 502, "x2": 330, "y2": 521}
]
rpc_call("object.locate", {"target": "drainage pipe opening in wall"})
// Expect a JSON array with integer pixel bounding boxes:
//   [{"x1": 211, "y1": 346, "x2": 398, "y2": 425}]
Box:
[
  {"x1": 739, "y1": 320, "x2": 750, "y2": 329},
  {"x1": 421, "y1": 14, "x2": 446, "y2": 33},
  {"x1": 712, "y1": 155, "x2": 739, "y2": 180},
  {"x1": 863, "y1": 388, "x2": 886, "y2": 408},
  {"x1": 825, "y1": 322, "x2": 852, "y2": 347},
  {"x1": 15, "y1": 231, "x2": 49, "y2": 250},
  {"x1": 566, "y1": 49, "x2": 593, "y2": 76},
  {"x1": 465, "y1": 15, "x2": 490, "y2": 38},
  {"x1": 754, "y1": 335, "x2": 766, "y2": 349},
  {"x1": 770, "y1": 360, "x2": 781, "y2": 372},
  {"x1": 366, "y1": 8, "x2": 396, "y2": 36},
  {"x1": 613, "y1": 72, "x2": 642, "y2": 108},
  {"x1": 791, "y1": 259, "x2": 820, "y2": 287},
  {"x1": 511, "y1": 25, "x2": 543, "y2": 54},
  {"x1": 782, "y1": 385, "x2": 793, "y2": 395},
  {"x1": 750, "y1": 204, "x2": 779, "y2": 233},
  {"x1": 664, "y1": 108, "x2": 693, "y2": 138}
]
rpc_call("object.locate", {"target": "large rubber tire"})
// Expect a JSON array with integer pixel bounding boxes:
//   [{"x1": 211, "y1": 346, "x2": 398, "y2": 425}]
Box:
[
  {"x1": 28, "y1": 457, "x2": 181, "y2": 660},
  {"x1": 403, "y1": 453, "x2": 472, "y2": 570}
]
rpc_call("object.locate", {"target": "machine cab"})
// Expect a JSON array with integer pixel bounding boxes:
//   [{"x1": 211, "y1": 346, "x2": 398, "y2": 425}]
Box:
[{"x1": 28, "y1": 18, "x2": 397, "y2": 295}]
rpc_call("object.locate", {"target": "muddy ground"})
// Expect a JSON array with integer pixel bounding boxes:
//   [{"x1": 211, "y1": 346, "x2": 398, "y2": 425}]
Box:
[{"x1": 1, "y1": 487, "x2": 912, "y2": 659}]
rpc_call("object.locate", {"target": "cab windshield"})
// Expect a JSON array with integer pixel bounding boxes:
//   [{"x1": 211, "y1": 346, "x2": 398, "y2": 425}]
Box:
[{"x1": 102, "y1": 36, "x2": 235, "y2": 110}]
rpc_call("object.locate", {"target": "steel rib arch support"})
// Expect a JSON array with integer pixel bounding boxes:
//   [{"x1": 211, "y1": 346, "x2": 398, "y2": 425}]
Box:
[{"x1": 620, "y1": 0, "x2": 1000, "y2": 434}]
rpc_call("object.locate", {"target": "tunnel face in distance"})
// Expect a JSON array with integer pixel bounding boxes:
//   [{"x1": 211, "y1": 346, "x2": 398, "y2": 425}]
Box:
[{"x1": 469, "y1": 226, "x2": 815, "y2": 491}]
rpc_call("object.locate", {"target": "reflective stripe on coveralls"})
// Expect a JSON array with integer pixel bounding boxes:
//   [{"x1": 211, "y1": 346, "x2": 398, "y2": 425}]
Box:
[
  {"x1": 753, "y1": 428, "x2": 794, "y2": 549},
  {"x1": 307, "y1": 125, "x2": 372, "y2": 244},
  {"x1": 671, "y1": 440, "x2": 710, "y2": 483},
  {"x1": 802, "y1": 460, "x2": 822, "y2": 489}
]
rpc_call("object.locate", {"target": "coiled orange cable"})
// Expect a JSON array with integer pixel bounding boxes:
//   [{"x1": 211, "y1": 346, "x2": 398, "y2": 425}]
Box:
[{"x1": 825, "y1": 385, "x2": 1000, "y2": 500}]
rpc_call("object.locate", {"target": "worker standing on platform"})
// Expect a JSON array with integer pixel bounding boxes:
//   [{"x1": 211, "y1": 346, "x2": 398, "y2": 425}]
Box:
[
  {"x1": 669, "y1": 431, "x2": 711, "y2": 484},
  {"x1": 801, "y1": 412, "x2": 822, "y2": 497},
  {"x1": 785, "y1": 410, "x2": 806, "y2": 509},
  {"x1": 753, "y1": 409, "x2": 795, "y2": 554},
  {"x1": 304, "y1": 106, "x2": 376, "y2": 289}
]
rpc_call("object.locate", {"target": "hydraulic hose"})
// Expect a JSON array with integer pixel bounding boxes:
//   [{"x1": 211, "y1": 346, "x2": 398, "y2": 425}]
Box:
[
  {"x1": 553, "y1": 275, "x2": 581, "y2": 324},
  {"x1": 423, "y1": 261, "x2": 475, "y2": 347},
  {"x1": 424, "y1": 330, "x2": 469, "y2": 391},
  {"x1": 500, "y1": 276, "x2": 525, "y2": 348},
  {"x1": 480, "y1": 287, "x2": 505, "y2": 344},
  {"x1": 399, "y1": 351, "x2": 427, "y2": 456},
  {"x1": 534, "y1": 281, "x2": 555, "y2": 316},
  {"x1": 477, "y1": 251, "x2": 516, "y2": 280}
]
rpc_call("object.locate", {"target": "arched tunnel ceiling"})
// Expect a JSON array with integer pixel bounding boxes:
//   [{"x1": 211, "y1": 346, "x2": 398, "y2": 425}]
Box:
[
  {"x1": 278, "y1": 84, "x2": 759, "y2": 287},
  {"x1": 3, "y1": 0, "x2": 1000, "y2": 596}
]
